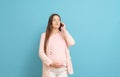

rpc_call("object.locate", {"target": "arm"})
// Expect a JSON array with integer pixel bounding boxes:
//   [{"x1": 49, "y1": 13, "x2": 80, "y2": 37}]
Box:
[
  {"x1": 60, "y1": 22, "x2": 75, "y2": 47},
  {"x1": 62, "y1": 30, "x2": 75, "y2": 47},
  {"x1": 38, "y1": 33, "x2": 53, "y2": 66}
]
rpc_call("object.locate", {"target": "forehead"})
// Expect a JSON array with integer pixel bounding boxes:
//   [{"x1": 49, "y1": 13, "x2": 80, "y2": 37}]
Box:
[{"x1": 53, "y1": 15, "x2": 60, "y2": 19}]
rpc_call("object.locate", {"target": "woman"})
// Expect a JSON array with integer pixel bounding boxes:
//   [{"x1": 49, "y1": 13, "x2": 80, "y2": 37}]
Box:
[{"x1": 38, "y1": 13, "x2": 75, "y2": 77}]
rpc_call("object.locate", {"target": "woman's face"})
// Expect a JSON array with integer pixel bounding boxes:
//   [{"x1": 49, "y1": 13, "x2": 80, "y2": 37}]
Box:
[{"x1": 52, "y1": 15, "x2": 61, "y2": 29}]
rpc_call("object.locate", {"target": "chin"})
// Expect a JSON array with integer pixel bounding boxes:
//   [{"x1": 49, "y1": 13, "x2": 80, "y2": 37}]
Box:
[{"x1": 55, "y1": 25, "x2": 60, "y2": 28}]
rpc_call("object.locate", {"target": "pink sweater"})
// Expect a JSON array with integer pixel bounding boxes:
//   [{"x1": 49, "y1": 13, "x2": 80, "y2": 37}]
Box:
[
  {"x1": 47, "y1": 31, "x2": 67, "y2": 66},
  {"x1": 39, "y1": 30, "x2": 75, "y2": 77}
]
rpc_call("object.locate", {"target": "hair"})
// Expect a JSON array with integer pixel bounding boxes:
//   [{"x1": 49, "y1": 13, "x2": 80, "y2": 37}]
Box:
[{"x1": 44, "y1": 13, "x2": 61, "y2": 54}]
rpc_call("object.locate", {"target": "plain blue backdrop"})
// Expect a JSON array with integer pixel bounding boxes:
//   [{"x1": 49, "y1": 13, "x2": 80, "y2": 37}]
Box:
[{"x1": 0, "y1": 0, "x2": 120, "y2": 77}]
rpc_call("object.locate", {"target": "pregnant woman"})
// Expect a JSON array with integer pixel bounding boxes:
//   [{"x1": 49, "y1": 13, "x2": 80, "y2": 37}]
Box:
[{"x1": 39, "y1": 13, "x2": 75, "y2": 77}]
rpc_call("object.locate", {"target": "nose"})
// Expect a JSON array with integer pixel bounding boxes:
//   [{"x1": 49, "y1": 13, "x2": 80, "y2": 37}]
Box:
[{"x1": 55, "y1": 21, "x2": 59, "y2": 24}]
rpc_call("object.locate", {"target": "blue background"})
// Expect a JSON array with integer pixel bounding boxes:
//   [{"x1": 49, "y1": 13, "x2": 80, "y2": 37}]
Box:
[{"x1": 0, "y1": 0, "x2": 120, "y2": 77}]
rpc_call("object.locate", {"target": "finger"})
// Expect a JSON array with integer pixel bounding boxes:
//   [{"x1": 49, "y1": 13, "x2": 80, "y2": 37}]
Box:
[{"x1": 61, "y1": 22, "x2": 65, "y2": 26}]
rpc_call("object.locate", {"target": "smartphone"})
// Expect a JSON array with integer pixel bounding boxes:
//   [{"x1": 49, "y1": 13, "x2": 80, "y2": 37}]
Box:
[{"x1": 59, "y1": 23, "x2": 64, "y2": 31}]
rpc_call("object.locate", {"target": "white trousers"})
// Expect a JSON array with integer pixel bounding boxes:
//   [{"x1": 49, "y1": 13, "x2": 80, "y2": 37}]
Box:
[{"x1": 49, "y1": 67, "x2": 68, "y2": 77}]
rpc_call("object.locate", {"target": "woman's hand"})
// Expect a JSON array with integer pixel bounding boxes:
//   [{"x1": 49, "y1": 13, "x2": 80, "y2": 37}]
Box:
[{"x1": 49, "y1": 61, "x2": 64, "y2": 68}]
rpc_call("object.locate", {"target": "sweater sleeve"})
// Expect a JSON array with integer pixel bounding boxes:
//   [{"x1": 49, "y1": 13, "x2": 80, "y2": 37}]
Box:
[
  {"x1": 62, "y1": 30, "x2": 75, "y2": 47},
  {"x1": 38, "y1": 33, "x2": 53, "y2": 66}
]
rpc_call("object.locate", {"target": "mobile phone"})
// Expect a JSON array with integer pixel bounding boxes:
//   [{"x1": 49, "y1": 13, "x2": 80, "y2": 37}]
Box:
[{"x1": 59, "y1": 23, "x2": 64, "y2": 31}]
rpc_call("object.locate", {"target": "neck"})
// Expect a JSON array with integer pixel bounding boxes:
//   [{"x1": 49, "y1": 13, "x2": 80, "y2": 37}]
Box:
[{"x1": 51, "y1": 28, "x2": 59, "y2": 34}]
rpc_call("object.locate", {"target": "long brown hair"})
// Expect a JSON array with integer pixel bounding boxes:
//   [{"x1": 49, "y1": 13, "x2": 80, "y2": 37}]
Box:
[{"x1": 44, "y1": 14, "x2": 61, "y2": 54}]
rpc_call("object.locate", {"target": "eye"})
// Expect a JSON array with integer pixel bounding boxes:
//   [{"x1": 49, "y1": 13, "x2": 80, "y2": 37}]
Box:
[
  {"x1": 53, "y1": 19, "x2": 56, "y2": 21},
  {"x1": 57, "y1": 19, "x2": 60, "y2": 22}
]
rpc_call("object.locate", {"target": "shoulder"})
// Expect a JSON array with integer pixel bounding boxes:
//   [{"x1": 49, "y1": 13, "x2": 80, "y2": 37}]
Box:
[
  {"x1": 41, "y1": 32, "x2": 46, "y2": 36},
  {"x1": 40, "y1": 32, "x2": 46, "y2": 38}
]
